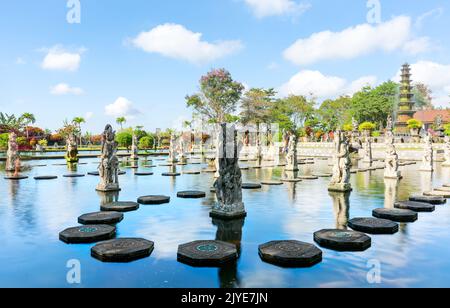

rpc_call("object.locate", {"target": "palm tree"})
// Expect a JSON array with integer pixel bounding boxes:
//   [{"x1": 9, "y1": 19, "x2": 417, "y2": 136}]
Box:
[
  {"x1": 72, "y1": 117, "x2": 86, "y2": 146},
  {"x1": 116, "y1": 117, "x2": 126, "y2": 130},
  {"x1": 20, "y1": 113, "x2": 36, "y2": 139}
]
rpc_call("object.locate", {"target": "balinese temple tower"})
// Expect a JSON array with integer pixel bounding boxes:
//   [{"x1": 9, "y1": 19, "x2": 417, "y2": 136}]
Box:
[{"x1": 395, "y1": 63, "x2": 416, "y2": 134}]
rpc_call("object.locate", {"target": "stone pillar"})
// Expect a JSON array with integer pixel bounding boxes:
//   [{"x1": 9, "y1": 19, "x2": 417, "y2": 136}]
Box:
[
  {"x1": 5, "y1": 132, "x2": 19, "y2": 172},
  {"x1": 384, "y1": 132, "x2": 401, "y2": 179},
  {"x1": 443, "y1": 136, "x2": 450, "y2": 167},
  {"x1": 328, "y1": 130, "x2": 352, "y2": 192},
  {"x1": 420, "y1": 132, "x2": 434, "y2": 172},
  {"x1": 210, "y1": 124, "x2": 246, "y2": 220},
  {"x1": 130, "y1": 133, "x2": 139, "y2": 160},
  {"x1": 285, "y1": 134, "x2": 299, "y2": 172},
  {"x1": 96, "y1": 125, "x2": 121, "y2": 192}
]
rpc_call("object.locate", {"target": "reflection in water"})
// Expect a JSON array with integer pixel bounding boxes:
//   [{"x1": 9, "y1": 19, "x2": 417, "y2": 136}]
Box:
[
  {"x1": 384, "y1": 178, "x2": 399, "y2": 209},
  {"x1": 67, "y1": 163, "x2": 77, "y2": 172},
  {"x1": 420, "y1": 172, "x2": 433, "y2": 193},
  {"x1": 213, "y1": 218, "x2": 245, "y2": 288},
  {"x1": 330, "y1": 192, "x2": 350, "y2": 230},
  {"x1": 97, "y1": 191, "x2": 120, "y2": 206}
]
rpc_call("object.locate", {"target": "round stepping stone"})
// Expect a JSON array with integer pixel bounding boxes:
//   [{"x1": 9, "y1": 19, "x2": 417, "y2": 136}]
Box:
[
  {"x1": 125, "y1": 166, "x2": 139, "y2": 169},
  {"x1": 88, "y1": 171, "x2": 100, "y2": 176},
  {"x1": 350, "y1": 169, "x2": 358, "y2": 174},
  {"x1": 444, "y1": 183, "x2": 450, "y2": 188},
  {"x1": 4, "y1": 176, "x2": 28, "y2": 180},
  {"x1": 409, "y1": 195, "x2": 446, "y2": 205},
  {"x1": 240, "y1": 167, "x2": 250, "y2": 170},
  {"x1": 177, "y1": 191, "x2": 206, "y2": 199},
  {"x1": 101, "y1": 202, "x2": 139, "y2": 212},
  {"x1": 202, "y1": 169, "x2": 217, "y2": 173},
  {"x1": 32, "y1": 164, "x2": 47, "y2": 167},
  {"x1": 177, "y1": 163, "x2": 188, "y2": 166},
  {"x1": 313, "y1": 173, "x2": 332, "y2": 178},
  {"x1": 258, "y1": 240, "x2": 322, "y2": 268},
  {"x1": 358, "y1": 169, "x2": 369, "y2": 172},
  {"x1": 159, "y1": 164, "x2": 174, "y2": 167},
  {"x1": 91, "y1": 238, "x2": 154, "y2": 262},
  {"x1": 242, "y1": 183, "x2": 262, "y2": 189},
  {"x1": 177, "y1": 240, "x2": 238, "y2": 267},
  {"x1": 134, "y1": 172, "x2": 154, "y2": 176},
  {"x1": 143, "y1": 165, "x2": 157, "y2": 168},
  {"x1": 161, "y1": 172, "x2": 181, "y2": 177},
  {"x1": 298, "y1": 175, "x2": 319, "y2": 180},
  {"x1": 424, "y1": 191, "x2": 450, "y2": 198},
  {"x1": 261, "y1": 180, "x2": 284, "y2": 186},
  {"x1": 348, "y1": 218, "x2": 399, "y2": 234},
  {"x1": 372, "y1": 208, "x2": 418, "y2": 223},
  {"x1": 78, "y1": 211, "x2": 124, "y2": 225},
  {"x1": 137, "y1": 195, "x2": 170, "y2": 205},
  {"x1": 436, "y1": 187, "x2": 450, "y2": 192},
  {"x1": 183, "y1": 171, "x2": 201, "y2": 175},
  {"x1": 59, "y1": 225, "x2": 116, "y2": 244},
  {"x1": 63, "y1": 174, "x2": 85, "y2": 178},
  {"x1": 34, "y1": 176, "x2": 58, "y2": 180},
  {"x1": 314, "y1": 229, "x2": 371, "y2": 251},
  {"x1": 118, "y1": 171, "x2": 126, "y2": 175},
  {"x1": 395, "y1": 201, "x2": 435, "y2": 213},
  {"x1": 281, "y1": 178, "x2": 302, "y2": 183}
]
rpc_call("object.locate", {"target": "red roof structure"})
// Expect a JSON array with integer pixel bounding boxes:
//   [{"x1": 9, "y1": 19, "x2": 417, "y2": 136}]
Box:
[{"x1": 413, "y1": 109, "x2": 450, "y2": 124}]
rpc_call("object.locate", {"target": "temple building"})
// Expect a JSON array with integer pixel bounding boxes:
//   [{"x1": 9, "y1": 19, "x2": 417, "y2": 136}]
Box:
[
  {"x1": 395, "y1": 63, "x2": 416, "y2": 134},
  {"x1": 414, "y1": 109, "x2": 450, "y2": 131}
]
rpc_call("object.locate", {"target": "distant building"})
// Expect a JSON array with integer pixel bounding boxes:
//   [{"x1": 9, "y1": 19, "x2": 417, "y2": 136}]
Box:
[
  {"x1": 395, "y1": 63, "x2": 416, "y2": 134},
  {"x1": 414, "y1": 109, "x2": 450, "y2": 131}
]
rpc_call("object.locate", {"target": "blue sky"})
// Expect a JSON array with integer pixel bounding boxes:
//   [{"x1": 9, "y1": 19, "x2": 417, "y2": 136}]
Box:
[{"x1": 0, "y1": 0, "x2": 449, "y2": 133}]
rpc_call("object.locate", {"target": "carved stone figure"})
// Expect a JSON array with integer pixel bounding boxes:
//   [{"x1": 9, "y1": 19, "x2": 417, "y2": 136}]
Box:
[
  {"x1": 168, "y1": 134, "x2": 178, "y2": 163},
  {"x1": 442, "y1": 136, "x2": 450, "y2": 167},
  {"x1": 130, "y1": 133, "x2": 139, "y2": 160},
  {"x1": 65, "y1": 133, "x2": 79, "y2": 163},
  {"x1": 362, "y1": 131, "x2": 373, "y2": 164},
  {"x1": 285, "y1": 134, "x2": 298, "y2": 172},
  {"x1": 329, "y1": 130, "x2": 352, "y2": 192},
  {"x1": 386, "y1": 115, "x2": 393, "y2": 132},
  {"x1": 96, "y1": 125, "x2": 120, "y2": 192},
  {"x1": 420, "y1": 132, "x2": 434, "y2": 172},
  {"x1": 211, "y1": 124, "x2": 246, "y2": 219},
  {"x1": 5, "y1": 132, "x2": 19, "y2": 172},
  {"x1": 178, "y1": 137, "x2": 187, "y2": 163},
  {"x1": 384, "y1": 136, "x2": 401, "y2": 179}
]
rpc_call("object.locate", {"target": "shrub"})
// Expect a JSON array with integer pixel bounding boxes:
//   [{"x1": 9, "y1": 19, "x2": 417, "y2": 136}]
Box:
[
  {"x1": 372, "y1": 131, "x2": 381, "y2": 137},
  {"x1": 359, "y1": 122, "x2": 376, "y2": 132},
  {"x1": 139, "y1": 136, "x2": 154, "y2": 149},
  {"x1": 342, "y1": 124, "x2": 353, "y2": 132},
  {"x1": 0, "y1": 133, "x2": 8, "y2": 150},
  {"x1": 407, "y1": 119, "x2": 423, "y2": 129},
  {"x1": 444, "y1": 124, "x2": 450, "y2": 136}
]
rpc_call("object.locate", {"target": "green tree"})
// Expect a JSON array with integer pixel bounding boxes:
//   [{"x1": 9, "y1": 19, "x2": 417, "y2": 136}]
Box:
[
  {"x1": 139, "y1": 136, "x2": 154, "y2": 149},
  {"x1": 186, "y1": 68, "x2": 244, "y2": 123},
  {"x1": 116, "y1": 129, "x2": 133, "y2": 150},
  {"x1": 72, "y1": 117, "x2": 86, "y2": 146},
  {"x1": 413, "y1": 83, "x2": 433, "y2": 110},
  {"x1": 0, "y1": 133, "x2": 9, "y2": 150},
  {"x1": 317, "y1": 96, "x2": 352, "y2": 131},
  {"x1": 270, "y1": 95, "x2": 315, "y2": 136},
  {"x1": 20, "y1": 113, "x2": 36, "y2": 139},
  {"x1": 116, "y1": 117, "x2": 126, "y2": 130}
]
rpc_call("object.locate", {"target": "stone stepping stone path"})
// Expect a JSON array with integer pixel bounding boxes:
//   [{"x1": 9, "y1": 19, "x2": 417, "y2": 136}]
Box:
[
  {"x1": 63, "y1": 174, "x2": 85, "y2": 178},
  {"x1": 4, "y1": 176, "x2": 28, "y2": 180},
  {"x1": 91, "y1": 238, "x2": 154, "y2": 263},
  {"x1": 436, "y1": 187, "x2": 450, "y2": 192},
  {"x1": 34, "y1": 176, "x2": 58, "y2": 180},
  {"x1": 258, "y1": 240, "x2": 322, "y2": 268},
  {"x1": 395, "y1": 201, "x2": 435, "y2": 213},
  {"x1": 281, "y1": 178, "x2": 302, "y2": 183},
  {"x1": 410, "y1": 195, "x2": 446, "y2": 205},
  {"x1": 242, "y1": 183, "x2": 262, "y2": 189},
  {"x1": 78, "y1": 211, "x2": 124, "y2": 225},
  {"x1": 177, "y1": 191, "x2": 206, "y2": 199},
  {"x1": 298, "y1": 175, "x2": 319, "y2": 180},
  {"x1": 313, "y1": 173, "x2": 332, "y2": 178},
  {"x1": 202, "y1": 169, "x2": 217, "y2": 173},
  {"x1": 444, "y1": 184, "x2": 450, "y2": 188},
  {"x1": 143, "y1": 165, "x2": 157, "y2": 168},
  {"x1": 137, "y1": 195, "x2": 170, "y2": 205},
  {"x1": 261, "y1": 180, "x2": 284, "y2": 186},
  {"x1": 159, "y1": 164, "x2": 174, "y2": 167},
  {"x1": 240, "y1": 167, "x2": 250, "y2": 170},
  {"x1": 125, "y1": 166, "x2": 139, "y2": 169},
  {"x1": 350, "y1": 169, "x2": 358, "y2": 174},
  {"x1": 32, "y1": 164, "x2": 47, "y2": 167},
  {"x1": 88, "y1": 171, "x2": 100, "y2": 176},
  {"x1": 134, "y1": 172, "x2": 154, "y2": 176},
  {"x1": 183, "y1": 171, "x2": 201, "y2": 175},
  {"x1": 161, "y1": 172, "x2": 181, "y2": 177},
  {"x1": 372, "y1": 208, "x2": 418, "y2": 223},
  {"x1": 177, "y1": 240, "x2": 238, "y2": 267},
  {"x1": 53, "y1": 163, "x2": 69, "y2": 166},
  {"x1": 424, "y1": 191, "x2": 450, "y2": 198},
  {"x1": 118, "y1": 171, "x2": 127, "y2": 175},
  {"x1": 177, "y1": 163, "x2": 188, "y2": 166},
  {"x1": 358, "y1": 169, "x2": 369, "y2": 172},
  {"x1": 314, "y1": 229, "x2": 371, "y2": 252},
  {"x1": 59, "y1": 225, "x2": 116, "y2": 244},
  {"x1": 348, "y1": 218, "x2": 399, "y2": 235},
  {"x1": 101, "y1": 202, "x2": 139, "y2": 212}
]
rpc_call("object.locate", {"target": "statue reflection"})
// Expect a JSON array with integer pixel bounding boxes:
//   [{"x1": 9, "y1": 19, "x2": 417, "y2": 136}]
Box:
[
  {"x1": 97, "y1": 190, "x2": 120, "y2": 206},
  {"x1": 384, "y1": 178, "x2": 399, "y2": 209},
  {"x1": 420, "y1": 171, "x2": 433, "y2": 194},
  {"x1": 212, "y1": 217, "x2": 245, "y2": 288},
  {"x1": 67, "y1": 163, "x2": 78, "y2": 172},
  {"x1": 330, "y1": 192, "x2": 350, "y2": 230}
]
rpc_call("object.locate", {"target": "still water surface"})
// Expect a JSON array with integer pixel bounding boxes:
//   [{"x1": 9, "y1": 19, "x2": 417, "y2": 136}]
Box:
[{"x1": 0, "y1": 157, "x2": 449, "y2": 288}]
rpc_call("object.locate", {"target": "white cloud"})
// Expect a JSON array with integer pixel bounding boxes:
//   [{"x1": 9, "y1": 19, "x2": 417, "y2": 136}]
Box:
[
  {"x1": 41, "y1": 46, "x2": 84, "y2": 71},
  {"x1": 279, "y1": 70, "x2": 378, "y2": 99},
  {"x1": 415, "y1": 8, "x2": 444, "y2": 28},
  {"x1": 283, "y1": 16, "x2": 430, "y2": 66},
  {"x1": 50, "y1": 83, "x2": 84, "y2": 95},
  {"x1": 131, "y1": 23, "x2": 243, "y2": 64},
  {"x1": 403, "y1": 37, "x2": 432, "y2": 55},
  {"x1": 244, "y1": 0, "x2": 311, "y2": 18},
  {"x1": 15, "y1": 57, "x2": 26, "y2": 65},
  {"x1": 394, "y1": 61, "x2": 450, "y2": 107},
  {"x1": 105, "y1": 97, "x2": 141, "y2": 119},
  {"x1": 85, "y1": 112, "x2": 94, "y2": 120}
]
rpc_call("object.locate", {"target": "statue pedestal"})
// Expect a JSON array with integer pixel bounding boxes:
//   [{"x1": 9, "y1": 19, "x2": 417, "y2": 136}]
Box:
[
  {"x1": 96, "y1": 184, "x2": 121, "y2": 192},
  {"x1": 210, "y1": 203, "x2": 247, "y2": 220},
  {"x1": 384, "y1": 171, "x2": 402, "y2": 180},
  {"x1": 328, "y1": 183, "x2": 352, "y2": 193},
  {"x1": 420, "y1": 166, "x2": 434, "y2": 172}
]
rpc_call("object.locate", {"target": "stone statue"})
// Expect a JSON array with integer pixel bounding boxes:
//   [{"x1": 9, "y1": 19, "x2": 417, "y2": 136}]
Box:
[
  {"x1": 386, "y1": 115, "x2": 393, "y2": 132},
  {"x1": 96, "y1": 125, "x2": 120, "y2": 192},
  {"x1": 362, "y1": 131, "x2": 373, "y2": 164},
  {"x1": 384, "y1": 136, "x2": 401, "y2": 179},
  {"x1": 130, "y1": 133, "x2": 139, "y2": 160},
  {"x1": 178, "y1": 137, "x2": 187, "y2": 163},
  {"x1": 65, "y1": 133, "x2": 79, "y2": 163},
  {"x1": 285, "y1": 133, "x2": 299, "y2": 172},
  {"x1": 329, "y1": 130, "x2": 352, "y2": 192},
  {"x1": 168, "y1": 133, "x2": 178, "y2": 163},
  {"x1": 352, "y1": 117, "x2": 359, "y2": 132},
  {"x1": 442, "y1": 136, "x2": 450, "y2": 167},
  {"x1": 211, "y1": 124, "x2": 246, "y2": 219},
  {"x1": 351, "y1": 117, "x2": 360, "y2": 143},
  {"x1": 420, "y1": 132, "x2": 434, "y2": 172},
  {"x1": 5, "y1": 132, "x2": 19, "y2": 172}
]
